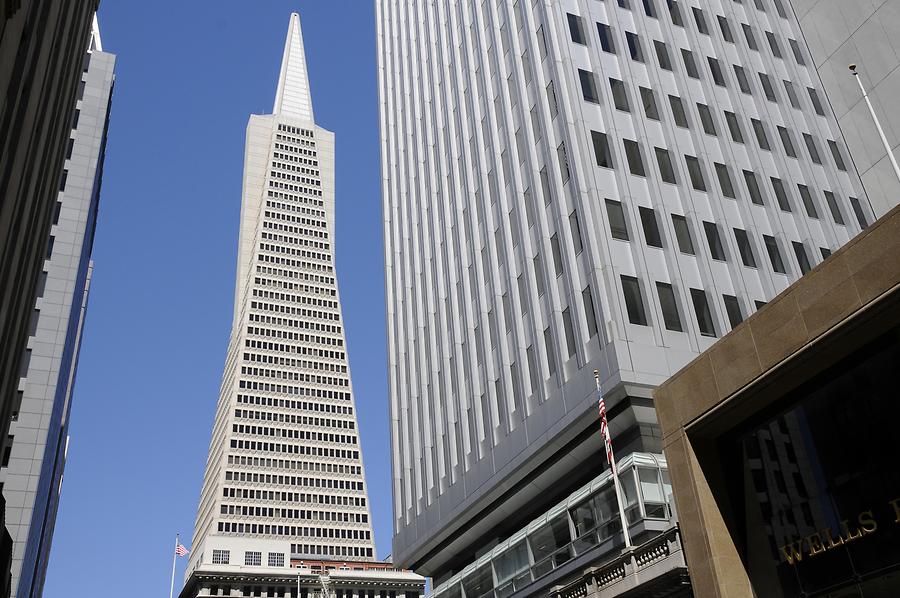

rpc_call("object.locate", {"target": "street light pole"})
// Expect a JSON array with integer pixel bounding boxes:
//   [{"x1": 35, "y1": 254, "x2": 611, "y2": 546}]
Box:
[{"x1": 850, "y1": 63, "x2": 900, "y2": 187}]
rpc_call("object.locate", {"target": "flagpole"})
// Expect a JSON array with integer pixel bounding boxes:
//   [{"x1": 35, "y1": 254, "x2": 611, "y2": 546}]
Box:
[
  {"x1": 169, "y1": 534, "x2": 179, "y2": 598},
  {"x1": 594, "y1": 370, "x2": 632, "y2": 549}
]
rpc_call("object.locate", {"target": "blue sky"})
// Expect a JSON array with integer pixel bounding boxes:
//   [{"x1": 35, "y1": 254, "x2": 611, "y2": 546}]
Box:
[{"x1": 43, "y1": 2, "x2": 393, "y2": 595}]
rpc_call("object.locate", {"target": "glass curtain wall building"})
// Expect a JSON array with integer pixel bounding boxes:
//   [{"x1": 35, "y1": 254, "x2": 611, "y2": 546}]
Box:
[{"x1": 376, "y1": 0, "x2": 872, "y2": 590}]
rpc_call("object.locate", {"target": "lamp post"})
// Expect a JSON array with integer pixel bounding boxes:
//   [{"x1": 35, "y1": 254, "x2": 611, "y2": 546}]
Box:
[{"x1": 850, "y1": 63, "x2": 900, "y2": 187}]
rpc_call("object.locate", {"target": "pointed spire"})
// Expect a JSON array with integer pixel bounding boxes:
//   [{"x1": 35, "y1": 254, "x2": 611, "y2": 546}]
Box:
[{"x1": 273, "y1": 12, "x2": 314, "y2": 122}]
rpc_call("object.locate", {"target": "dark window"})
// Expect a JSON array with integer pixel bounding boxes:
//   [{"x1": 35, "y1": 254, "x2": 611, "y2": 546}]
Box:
[
  {"x1": 567, "y1": 14, "x2": 587, "y2": 44},
  {"x1": 743, "y1": 23, "x2": 758, "y2": 50},
  {"x1": 708, "y1": 57, "x2": 726, "y2": 86},
  {"x1": 682, "y1": 49, "x2": 700, "y2": 78},
  {"x1": 778, "y1": 126, "x2": 797, "y2": 157},
  {"x1": 798, "y1": 184, "x2": 818, "y2": 219},
  {"x1": 784, "y1": 80, "x2": 801, "y2": 108},
  {"x1": 551, "y1": 233, "x2": 564, "y2": 276},
  {"x1": 808, "y1": 87, "x2": 825, "y2": 116},
  {"x1": 610, "y1": 78, "x2": 630, "y2": 111},
  {"x1": 803, "y1": 133, "x2": 821, "y2": 163},
  {"x1": 820, "y1": 247, "x2": 832, "y2": 260},
  {"x1": 562, "y1": 308, "x2": 577, "y2": 357},
  {"x1": 752, "y1": 119, "x2": 770, "y2": 150},
  {"x1": 624, "y1": 139, "x2": 645, "y2": 176},
  {"x1": 667, "y1": 0, "x2": 684, "y2": 26},
  {"x1": 759, "y1": 72, "x2": 777, "y2": 101},
  {"x1": 697, "y1": 103, "x2": 717, "y2": 135},
  {"x1": 692, "y1": 7, "x2": 709, "y2": 33},
  {"x1": 723, "y1": 295, "x2": 744, "y2": 328},
  {"x1": 743, "y1": 170, "x2": 764, "y2": 205},
  {"x1": 734, "y1": 228, "x2": 757, "y2": 267},
  {"x1": 621, "y1": 276, "x2": 648, "y2": 325},
  {"x1": 715, "y1": 163, "x2": 736, "y2": 198},
  {"x1": 764, "y1": 235, "x2": 787, "y2": 273},
  {"x1": 734, "y1": 65, "x2": 751, "y2": 94},
  {"x1": 824, "y1": 191, "x2": 845, "y2": 225},
  {"x1": 849, "y1": 196, "x2": 869, "y2": 228},
  {"x1": 544, "y1": 327, "x2": 556, "y2": 376},
  {"x1": 591, "y1": 131, "x2": 613, "y2": 168},
  {"x1": 789, "y1": 38, "x2": 805, "y2": 65},
  {"x1": 656, "y1": 282, "x2": 683, "y2": 331},
  {"x1": 669, "y1": 95, "x2": 688, "y2": 127},
  {"x1": 793, "y1": 241, "x2": 812, "y2": 274},
  {"x1": 597, "y1": 23, "x2": 616, "y2": 53},
  {"x1": 626, "y1": 32, "x2": 644, "y2": 61},
  {"x1": 755, "y1": 300, "x2": 768, "y2": 310},
  {"x1": 59, "y1": 169, "x2": 68, "y2": 191},
  {"x1": 686, "y1": 155, "x2": 706, "y2": 191},
  {"x1": 725, "y1": 111, "x2": 744, "y2": 142},
  {"x1": 654, "y1": 40, "x2": 672, "y2": 70},
  {"x1": 672, "y1": 214, "x2": 695, "y2": 254},
  {"x1": 771, "y1": 177, "x2": 791, "y2": 212},
  {"x1": 618, "y1": 0, "x2": 631, "y2": 8},
  {"x1": 655, "y1": 147, "x2": 677, "y2": 183},
  {"x1": 643, "y1": 0, "x2": 657, "y2": 18},
  {"x1": 690, "y1": 288, "x2": 717, "y2": 337},
  {"x1": 718, "y1": 15, "x2": 734, "y2": 42},
  {"x1": 640, "y1": 87, "x2": 660, "y2": 120},
  {"x1": 639, "y1": 207, "x2": 663, "y2": 247},
  {"x1": 828, "y1": 140, "x2": 847, "y2": 171},
  {"x1": 579, "y1": 69, "x2": 600, "y2": 103},
  {"x1": 775, "y1": 0, "x2": 788, "y2": 18},
  {"x1": 570, "y1": 211, "x2": 584, "y2": 254},
  {"x1": 704, "y1": 221, "x2": 726, "y2": 260},
  {"x1": 606, "y1": 199, "x2": 629, "y2": 240},
  {"x1": 583, "y1": 285, "x2": 599, "y2": 337},
  {"x1": 766, "y1": 31, "x2": 782, "y2": 58}
]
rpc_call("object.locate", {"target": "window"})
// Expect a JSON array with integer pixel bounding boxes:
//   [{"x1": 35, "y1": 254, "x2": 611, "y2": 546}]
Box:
[
  {"x1": 557, "y1": 141, "x2": 570, "y2": 182},
  {"x1": 849, "y1": 196, "x2": 869, "y2": 228},
  {"x1": 610, "y1": 78, "x2": 630, "y2": 111},
  {"x1": 654, "y1": 40, "x2": 672, "y2": 70},
  {"x1": 579, "y1": 69, "x2": 600, "y2": 103},
  {"x1": 715, "y1": 163, "x2": 736, "y2": 198},
  {"x1": 583, "y1": 285, "x2": 599, "y2": 337},
  {"x1": 618, "y1": 0, "x2": 632, "y2": 8},
  {"x1": 691, "y1": 289, "x2": 717, "y2": 337},
  {"x1": 793, "y1": 241, "x2": 812, "y2": 274},
  {"x1": 808, "y1": 88, "x2": 825, "y2": 116},
  {"x1": 766, "y1": 31, "x2": 782, "y2": 58},
  {"x1": 708, "y1": 57, "x2": 726, "y2": 86},
  {"x1": 828, "y1": 140, "x2": 847, "y2": 171},
  {"x1": 743, "y1": 23, "x2": 758, "y2": 50},
  {"x1": 824, "y1": 191, "x2": 845, "y2": 225},
  {"x1": 752, "y1": 119, "x2": 770, "y2": 150},
  {"x1": 784, "y1": 80, "x2": 801, "y2": 109},
  {"x1": 597, "y1": 23, "x2": 616, "y2": 53},
  {"x1": 212, "y1": 550, "x2": 230, "y2": 565},
  {"x1": 541, "y1": 166, "x2": 552, "y2": 204},
  {"x1": 655, "y1": 147, "x2": 677, "y2": 183},
  {"x1": 671, "y1": 214, "x2": 695, "y2": 254},
  {"x1": 775, "y1": 0, "x2": 789, "y2": 18},
  {"x1": 544, "y1": 326, "x2": 556, "y2": 376},
  {"x1": 734, "y1": 65, "x2": 751, "y2": 94},
  {"x1": 798, "y1": 184, "x2": 818, "y2": 219},
  {"x1": 718, "y1": 15, "x2": 734, "y2": 42},
  {"x1": 624, "y1": 139, "x2": 645, "y2": 176},
  {"x1": 723, "y1": 295, "x2": 744, "y2": 329},
  {"x1": 268, "y1": 553, "x2": 285, "y2": 567},
  {"x1": 697, "y1": 103, "x2": 717, "y2": 135},
  {"x1": 570, "y1": 211, "x2": 584, "y2": 254},
  {"x1": 771, "y1": 177, "x2": 791, "y2": 212},
  {"x1": 821, "y1": 247, "x2": 832, "y2": 260},
  {"x1": 621, "y1": 276, "x2": 648, "y2": 325},
  {"x1": 656, "y1": 283, "x2": 683, "y2": 331},
  {"x1": 778, "y1": 126, "x2": 797, "y2": 157},
  {"x1": 734, "y1": 228, "x2": 757, "y2": 267},
  {"x1": 668, "y1": 0, "x2": 684, "y2": 26},
  {"x1": 685, "y1": 155, "x2": 706, "y2": 191},
  {"x1": 643, "y1": 0, "x2": 657, "y2": 18},
  {"x1": 639, "y1": 206, "x2": 663, "y2": 247},
  {"x1": 669, "y1": 95, "x2": 688, "y2": 127},
  {"x1": 245, "y1": 551, "x2": 262, "y2": 566},
  {"x1": 591, "y1": 131, "x2": 613, "y2": 167},
  {"x1": 606, "y1": 199, "x2": 629, "y2": 240},
  {"x1": 640, "y1": 87, "x2": 660, "y2": 120},
  {"x1": 704, "y1": 221, "x2": 726, "y2": 261},
  {"x1": 692, "y1": 7, "x2": 709, "y2": 33},
  {"x1": 567, "y1": 13, "x2": 587, "y2": 44},
  {"x1": 743, "y1": 170, "x2": 764, "y2": 205},
  {"x1": 724, "y1": 111, "x2": 743, "y2": 142},
  {"x1": 534, "y1": 255, "x2": 546, "y2": 296},
  {"x1": 759, "y1": 72, "x2": 777, "y2": 101},
  {"x1": 546, "y1": 81, "x2": 559, "y2": 117},
  {"x1": 551, "y1": 234, "x2": 563, "y2": 276},
  {"x1": 803, "y1": 133, "x2": 822, "y2": 164},
  {"x1": 682, "y1": 49, "x2": 700, "y2": 78},
  {"x1": 626, "y1": 31, "x2": 644, "y2": 62},
  {"x1": 764, "y1": 235, "x2": 787, "y2": 273},
  {"x1": 789, "y1": 38, "x2": 805, "y2": 65}
]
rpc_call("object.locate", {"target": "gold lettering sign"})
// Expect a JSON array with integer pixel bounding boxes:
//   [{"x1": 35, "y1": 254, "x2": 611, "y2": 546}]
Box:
[{"x1": 778, "y1": 500, "x2": 894, "y2": 565}]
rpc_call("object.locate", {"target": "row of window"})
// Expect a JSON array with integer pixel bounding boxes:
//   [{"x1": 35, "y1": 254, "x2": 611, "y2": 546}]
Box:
[{"x1": 226, "y1": 453, "x2": 361, "y2": 476}]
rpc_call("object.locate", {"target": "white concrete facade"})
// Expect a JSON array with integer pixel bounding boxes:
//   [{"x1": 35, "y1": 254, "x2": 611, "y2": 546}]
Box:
[
  {"x1": 188, "y1": 13, "x2": 376, "y2": 573},
  {"x1": 377, "y1": 0, "x2": 871, "y2": 577}
]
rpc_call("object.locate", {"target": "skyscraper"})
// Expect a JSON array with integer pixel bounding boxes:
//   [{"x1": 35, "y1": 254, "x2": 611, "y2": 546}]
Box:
[
  {"x1": 0, "y1": 16, "x2": 114, "y2": 598},
  {"x1": 377, "y1": 0, "x2": 870, "y2": 594},
  {"x1": 182, "y1": 14, "x2": 423, "y2": 598}
]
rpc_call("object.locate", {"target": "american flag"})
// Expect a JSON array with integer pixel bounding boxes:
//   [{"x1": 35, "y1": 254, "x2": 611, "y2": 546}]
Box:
[
  {"x1": 596, "y1": 371, "x2": 616, "y2": 471},
  {"x1": 175, "y1": 542, "x2": 189, "y2": 557}
]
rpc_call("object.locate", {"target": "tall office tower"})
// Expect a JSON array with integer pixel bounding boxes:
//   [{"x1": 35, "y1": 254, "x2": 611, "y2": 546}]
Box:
[
  {"x1": 0, "y1": 19, "x2": 114, "y2": 598},
  {"x1": 0, "y1": 2, "x2": 100, "y2": 586},
  {"x1": 789, "y1": 0, "x2": 900, "y2": 219},
  {"x1": 183, "y1": 16, "x2": 422, "y2": 598},
  {"x1": 377, "y1": 0, "x2": 871, "y2": 595}
]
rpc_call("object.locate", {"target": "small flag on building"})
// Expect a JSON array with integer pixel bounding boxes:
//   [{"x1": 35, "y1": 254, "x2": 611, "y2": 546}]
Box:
[{"x1": 175, "y1": 542, "x2": 190, "y2": 557}]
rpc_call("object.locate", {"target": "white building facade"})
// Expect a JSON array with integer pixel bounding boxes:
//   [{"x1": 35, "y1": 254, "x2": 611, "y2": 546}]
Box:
[
  {"x1": 188, "y1": 13, "x2": 377, "y2": 573},
  {"x1": 376, "y1": 0, "x2": 871, "y2": 587}
]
